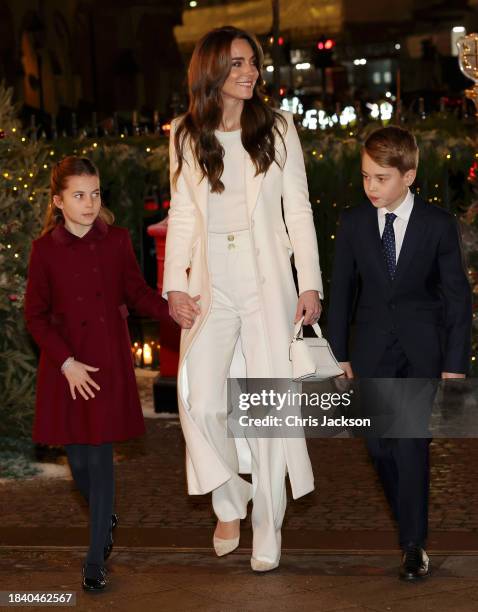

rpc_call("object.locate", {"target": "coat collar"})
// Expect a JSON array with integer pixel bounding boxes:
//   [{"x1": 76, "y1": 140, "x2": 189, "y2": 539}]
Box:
[{"x1": 51, "y1": 216, "x2": 109, "y2": 246}]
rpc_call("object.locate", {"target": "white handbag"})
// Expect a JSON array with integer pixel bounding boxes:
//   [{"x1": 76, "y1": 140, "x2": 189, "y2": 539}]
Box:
[{"x1": 289, "y1": 316, "x2": 344, "y2": 381}]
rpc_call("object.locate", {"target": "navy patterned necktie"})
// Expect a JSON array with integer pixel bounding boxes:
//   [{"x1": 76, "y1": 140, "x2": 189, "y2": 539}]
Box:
[{"x1": 382, "y1": 212, "x2": 397, "y2": 279}]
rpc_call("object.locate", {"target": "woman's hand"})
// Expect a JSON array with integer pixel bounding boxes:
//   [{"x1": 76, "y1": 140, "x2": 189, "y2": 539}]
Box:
[
  {"x1": 63, "y1": 361, "x2": 100, "y2": 400},
  {"x1": 168, "y1": 291, "x2": 201, "y2": 329},
  {"x1": 294, "y1": 290, "x2": 321, "y2": 325}
]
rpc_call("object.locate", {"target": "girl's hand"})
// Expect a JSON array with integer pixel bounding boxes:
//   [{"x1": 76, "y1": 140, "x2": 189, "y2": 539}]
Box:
[
  {"x1": 294, "y1": 290, "x2": 321, "y2": 325},
  {"x1": 168, "y1": 291, "x2": 201, "y2": 329},
  {"x1": 63, "y1": 361, "x2": 100, "y2": 400}
]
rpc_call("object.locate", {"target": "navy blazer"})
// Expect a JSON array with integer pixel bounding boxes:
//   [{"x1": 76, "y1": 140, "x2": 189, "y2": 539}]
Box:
[{"x1": 327, "y1": 195, "x2": 472, "y2": 377}]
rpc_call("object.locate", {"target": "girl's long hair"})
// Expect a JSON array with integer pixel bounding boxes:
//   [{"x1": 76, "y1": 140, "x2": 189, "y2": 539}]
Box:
[
  {"x1": 173, "y1": 25, "x2": 287, "y2": 193},
  {"x1": 41, "y1": 156, "x2": 114, "y2": 236}
]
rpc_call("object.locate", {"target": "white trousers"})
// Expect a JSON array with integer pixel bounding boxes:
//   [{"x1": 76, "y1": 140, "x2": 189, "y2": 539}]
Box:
[{"x1": 187, "y1": 229, "x2": 287, "y2": 564}]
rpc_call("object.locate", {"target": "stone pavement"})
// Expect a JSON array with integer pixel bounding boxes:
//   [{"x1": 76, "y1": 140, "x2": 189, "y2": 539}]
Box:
[
  {"x1": 1, "y1": 371, "x2": 478, "y2": 610},
  {"x1": 2, "y1": 387, "x2": 478, "y2": 546},
  {"x1": 1, "y1": 549, "x2": 478, "y2": 612}
]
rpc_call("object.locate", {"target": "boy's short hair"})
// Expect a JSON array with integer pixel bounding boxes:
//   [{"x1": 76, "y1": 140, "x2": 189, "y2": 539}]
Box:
[{"x1": 363, "y1": 126, "x2": 419, "y2": 174}]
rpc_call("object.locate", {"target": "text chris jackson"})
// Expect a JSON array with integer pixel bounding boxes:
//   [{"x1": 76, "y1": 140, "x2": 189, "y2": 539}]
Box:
[{"x1": 238, "y1": 415, "x2": 371, "y2": 428}]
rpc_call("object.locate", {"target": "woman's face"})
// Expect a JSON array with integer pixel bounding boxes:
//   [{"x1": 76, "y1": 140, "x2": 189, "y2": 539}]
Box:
[{"x1": 221, "y1": 38, "x2": 259, "y2": 102}]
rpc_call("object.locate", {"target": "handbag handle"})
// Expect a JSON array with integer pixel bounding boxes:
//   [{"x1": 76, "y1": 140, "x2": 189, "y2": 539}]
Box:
[{"x1": 293, "y1": 316, "x2": 323, "y2": 340}]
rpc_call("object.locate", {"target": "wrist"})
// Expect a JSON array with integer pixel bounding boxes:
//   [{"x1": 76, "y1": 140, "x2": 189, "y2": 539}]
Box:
[{"x1": 61, "y1": 356, "x2": 75, "y2": 375}]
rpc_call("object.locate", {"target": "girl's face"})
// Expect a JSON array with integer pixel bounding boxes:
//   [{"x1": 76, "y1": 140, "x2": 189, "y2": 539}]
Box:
[
  {"x1": 221, "y1": 38, "x2": 259, "y2": 102},
  {"x1": 53, "y1": 174, "x2": 101, "y2": 237}
]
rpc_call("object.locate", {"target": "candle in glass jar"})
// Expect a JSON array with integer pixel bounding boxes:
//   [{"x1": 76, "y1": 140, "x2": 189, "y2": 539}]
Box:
[
  {"x1": 143, "y1": 343, "x2": 152, "y2": 366},
  {"x1": 134, "y1": 347, "x2": 142, "y2": 367}
]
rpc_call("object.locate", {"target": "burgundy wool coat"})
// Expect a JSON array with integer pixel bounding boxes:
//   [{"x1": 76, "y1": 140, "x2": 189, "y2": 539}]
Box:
[{"x1": 25, "y1": 218, "x2": 163, "y2": 445}]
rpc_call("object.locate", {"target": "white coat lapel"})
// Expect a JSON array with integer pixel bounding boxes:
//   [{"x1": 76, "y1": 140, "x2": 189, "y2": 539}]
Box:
[
  {"x1": 194, "y1": 166, "x2": 209, "y2": 222},
  {"x1": 245, "y1": 152, "x2": 264, "y2": 219},
  {"x1": 185, "y1": 145, "x2": 208, "y2": 222},
  {"x1": 182, "y1": 138, "x2": 209, "y2": 221}
]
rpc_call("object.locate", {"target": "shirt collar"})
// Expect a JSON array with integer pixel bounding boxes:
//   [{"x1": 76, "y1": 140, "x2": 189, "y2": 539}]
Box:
[
  {"x1": 51, "y1": 216, "x2": 109, "y2": 246},
  {"x1": 378, "y1": 189, "x2": 414, "y2": 222}
]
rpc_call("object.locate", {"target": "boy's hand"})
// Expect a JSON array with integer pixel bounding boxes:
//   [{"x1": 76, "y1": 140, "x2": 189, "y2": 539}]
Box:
[
  {"x1": 168, "y1": 291, "x2": 201, "y2": 329},
  {"x1": 339, "y1": 361, "x2": 354, "y2": 379},
  {"x1": 441, "y1": 372, "x2": 466, "y2": 379},
  {"x1": 295, "y1": 290, "x2": 321, "y2": 325},
  {"x1": 63, "y1": 361, "x2": 100, "y2": 400}
]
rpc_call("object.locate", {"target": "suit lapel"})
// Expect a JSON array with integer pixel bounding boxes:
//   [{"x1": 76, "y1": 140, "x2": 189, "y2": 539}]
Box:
[{"x1": 393, "y1": 195, "x2": 427, "y2": 286}]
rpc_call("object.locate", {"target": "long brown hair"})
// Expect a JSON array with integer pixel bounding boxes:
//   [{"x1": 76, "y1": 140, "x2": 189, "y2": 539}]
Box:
[
  {"x1": 41, "y1": 156, "x2": 114, "y2": 235},
  {"x1": 173, "y1": 25, "x2": 287, "y2": 193}
]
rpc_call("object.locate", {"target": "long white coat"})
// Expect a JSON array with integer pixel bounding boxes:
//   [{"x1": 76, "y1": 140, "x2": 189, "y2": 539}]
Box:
[{"x1": 163, "y1": 110, "x2": 323, "y2": 500}]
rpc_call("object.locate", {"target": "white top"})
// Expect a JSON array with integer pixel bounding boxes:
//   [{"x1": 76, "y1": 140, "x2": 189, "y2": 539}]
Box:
[
  {"x1": 207, "y1": 129, "x2": 249, "y2": 233},
  {"x1": 377, "y1": 189, "x2": 414, "y2": 262}
]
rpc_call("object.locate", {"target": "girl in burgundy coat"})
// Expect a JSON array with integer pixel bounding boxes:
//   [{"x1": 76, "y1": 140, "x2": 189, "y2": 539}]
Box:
[{"x1": 25, "y1": 156, "x2": 163, "y2": 591}]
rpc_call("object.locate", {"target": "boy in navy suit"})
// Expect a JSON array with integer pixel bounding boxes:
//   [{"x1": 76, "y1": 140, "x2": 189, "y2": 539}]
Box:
[{"x1": 328, "y1": 126, "x2": 472, "y2": 580}]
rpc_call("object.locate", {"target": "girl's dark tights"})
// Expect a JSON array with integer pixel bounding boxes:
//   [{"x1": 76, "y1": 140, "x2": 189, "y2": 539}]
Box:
[{"x1": 65, "y1": 443, "x2": 114, "y2": 567}]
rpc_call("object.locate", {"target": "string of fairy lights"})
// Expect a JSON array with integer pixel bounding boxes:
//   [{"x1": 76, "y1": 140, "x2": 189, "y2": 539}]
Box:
[{"x1": 1, "y1": 124, "x2": 477, "y2": 368}]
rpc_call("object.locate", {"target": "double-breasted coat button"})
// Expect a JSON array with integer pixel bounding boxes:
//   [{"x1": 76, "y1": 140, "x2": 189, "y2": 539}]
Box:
[
  {"x1": 81, "y1": 321, "x2": 87, "y2": 327},
  {"x1": 90, "y1": 244, "x2": 96, "y2": 251},
  {"x1": 76, "y1": 296, "x2": 84, "y2": 302},
  {"x1": 100, "y1": 316, "x2": 105, "y2": 323},
  {"x1": 96, "y1": 292, "x2": 102, "y2": 297}
]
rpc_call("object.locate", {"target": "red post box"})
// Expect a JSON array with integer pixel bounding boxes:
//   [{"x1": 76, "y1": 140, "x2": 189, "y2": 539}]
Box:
[{"x1": 147, "y1": 217, "x2": 180, "y2": 411}]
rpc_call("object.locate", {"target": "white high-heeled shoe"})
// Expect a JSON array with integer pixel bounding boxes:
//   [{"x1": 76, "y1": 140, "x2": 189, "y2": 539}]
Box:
[
  {"x1": 213, "y1": 534, "x2": 240, "y2": 557},
  {"x1": 213, "y1": 519, "x2": 240, "y2": 556},
  {"x1": 250, "y1": 558, "x2": 279, "y2": 572}
]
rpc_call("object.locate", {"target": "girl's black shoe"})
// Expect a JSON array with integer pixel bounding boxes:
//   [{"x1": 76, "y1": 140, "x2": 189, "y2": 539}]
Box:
[
  {"x1": 104, "y1": 513, "x2": 119, "y2": 561},
  {"x1": 82, "y1": 564, "x2": 107, "y2": 591}
]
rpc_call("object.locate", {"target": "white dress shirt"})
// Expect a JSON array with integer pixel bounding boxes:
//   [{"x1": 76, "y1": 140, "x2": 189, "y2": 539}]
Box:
[{"x1": 377, "y1": 189, "x2": 414, "y2": 262}]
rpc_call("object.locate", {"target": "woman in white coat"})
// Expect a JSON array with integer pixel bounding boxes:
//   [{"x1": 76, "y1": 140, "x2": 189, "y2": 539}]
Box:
[{"x1": 163, "y1": 25, "x2": 323, "y2": 572}]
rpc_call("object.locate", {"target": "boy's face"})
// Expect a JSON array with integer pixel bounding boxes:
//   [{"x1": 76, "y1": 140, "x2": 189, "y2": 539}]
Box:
[{"x1": 361, "y1": 151, "x2": 416, "y2": 212}]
